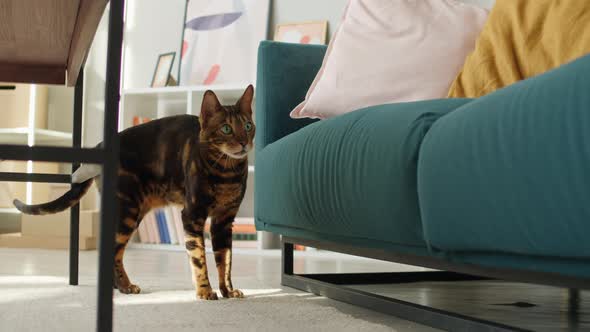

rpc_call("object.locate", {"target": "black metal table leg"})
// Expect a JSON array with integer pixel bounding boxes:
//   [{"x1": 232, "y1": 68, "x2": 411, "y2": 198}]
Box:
[
  {"x1": 96, "y1": 1, "x2": 124, "y2": 331},
  {"x1": 0, "y1": 145, "x2": 104, "y2": 163},
  {"x1": 0, "y1": 173, "x2": 70, "y2": 183},
  {"x1": 69, "y1": 70, "x2": 84, "y2": 286}
]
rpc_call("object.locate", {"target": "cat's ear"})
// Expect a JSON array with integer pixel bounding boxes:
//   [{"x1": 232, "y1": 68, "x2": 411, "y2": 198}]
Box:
[
  {"x1": 236, "y1": 84, "x2": 254, "y2": 115},
  {"x1": 200, "y1": 90, "x2": 221, "y2": 123}
]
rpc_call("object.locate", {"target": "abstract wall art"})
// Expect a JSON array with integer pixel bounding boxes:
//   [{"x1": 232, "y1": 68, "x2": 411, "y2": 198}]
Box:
[{"x1": 180, "y1": 0, "x2": 270, "y2": 86}]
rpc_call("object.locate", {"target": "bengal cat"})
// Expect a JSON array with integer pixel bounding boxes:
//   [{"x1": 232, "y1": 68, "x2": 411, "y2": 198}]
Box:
[{"x1": 13, "y1": 85, "x2": 255, "y2": 300}]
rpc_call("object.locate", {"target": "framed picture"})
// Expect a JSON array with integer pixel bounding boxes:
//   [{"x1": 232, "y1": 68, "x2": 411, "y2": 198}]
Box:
[
  {"x1": 274, "y1": 21, "x2": 328, "y2": 45},
  {"x1": 151, "y1": 52, "x2": 176, "y2": 88},
  {"x1": 179, "y1": 0, "x2": 270, "y2": 86}
]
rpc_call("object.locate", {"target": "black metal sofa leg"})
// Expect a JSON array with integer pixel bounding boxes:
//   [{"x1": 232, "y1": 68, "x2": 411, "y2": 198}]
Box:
[{"x1": 280, "y1": 237, "x2": 532, "y2": 332}]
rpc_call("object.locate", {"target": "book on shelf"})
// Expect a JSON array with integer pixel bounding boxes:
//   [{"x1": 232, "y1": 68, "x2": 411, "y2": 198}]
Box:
[
  {"x1": 153, "y1": 210, "x2": 163, "y2": 243},
  {"x1": 147, "y1": 211, "x2": 160, "y2": 244},
  {"x1": 132, "y1": 116, "x2": 151, "y2": 126},
  {"x1": 203, "y1": 233, "x2": 257, "y2": 241},
  {"x1": 136, "y1": 218, "x2": 148, "y2": 243},
  {"x1": 155, "y1": 209, "x2": 170, "y2": 244},
  {"x1": 132, "y1": 115, "x2": 156, "y2": 244},
  {"x1": 146, "y1": 212, "x2": 156, "y2": 243},
  {"x1": 163, "y1": 207, "x2": 178, "y2": 244},
  {"x1": 171, "y1": 206, "x2": 185, "y2": 243},
  {"x1": 132, "y1": 207, "x2": 257, "y2": 247}
]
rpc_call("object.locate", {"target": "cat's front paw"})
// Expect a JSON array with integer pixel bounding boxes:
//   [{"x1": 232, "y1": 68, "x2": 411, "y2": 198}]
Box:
[
  {"x1": 221, "y1": 287, "x2": 244, "y2": 299},
  {"x1": 227, "y1": 289, "x2": 244, "y2": 299},
  {"x1": 117, "y1": 284, "x2": 141, "y2": 294},
  {"x1": 197, "y1": 287, "x2": 219, "y2": 300}
]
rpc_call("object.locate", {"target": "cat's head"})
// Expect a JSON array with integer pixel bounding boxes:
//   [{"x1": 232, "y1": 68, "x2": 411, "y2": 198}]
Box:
[{"x1": 199, "y1": 85, "x2": 255, "y2": 159}]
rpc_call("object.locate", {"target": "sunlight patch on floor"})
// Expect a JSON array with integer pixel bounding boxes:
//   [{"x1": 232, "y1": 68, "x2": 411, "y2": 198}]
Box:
[
  {"x1": 0, "y1": 286, "x2": 70, "y2": 304},
  {"x1": 114, "y1": 288, "x2": 285, "y2": 305},
  {"x1": 0, "y1": 275, "x2": 67, "y2": 285}
]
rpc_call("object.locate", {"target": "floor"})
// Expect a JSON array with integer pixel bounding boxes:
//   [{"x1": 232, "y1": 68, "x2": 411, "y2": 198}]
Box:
[{"x1": 0, "y1": 247, "x2": 587, "y2": 331}]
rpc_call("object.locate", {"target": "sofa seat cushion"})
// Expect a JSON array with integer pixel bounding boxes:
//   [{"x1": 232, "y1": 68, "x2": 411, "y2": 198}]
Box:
[
  {"x1": 418, "y1": 53, "x2": 590, "y2": 258},
  {"x1": 255, "y1": 99, "x2": 471, "y2": 247}
]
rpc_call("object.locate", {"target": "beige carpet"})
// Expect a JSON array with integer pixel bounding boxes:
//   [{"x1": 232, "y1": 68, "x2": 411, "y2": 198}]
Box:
[
  {"x1": 2, "y1": 248, "x2": 584, "y2": 331},
  {"x1": 0, "y1": 248, "x2": 436, "y2": 332},
  {"x1": 0, "y1": 277, "x2": 423, "y2": 331}
]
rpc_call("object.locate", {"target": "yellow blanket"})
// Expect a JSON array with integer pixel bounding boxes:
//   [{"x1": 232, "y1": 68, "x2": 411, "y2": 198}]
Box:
[{"x1": 448, "y1": 0, "x2": 590, "y2": 98}]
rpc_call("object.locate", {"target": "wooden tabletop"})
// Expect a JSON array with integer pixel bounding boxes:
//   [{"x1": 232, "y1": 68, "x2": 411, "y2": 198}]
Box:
[{"x1": 0, "y1": 0, "x2": 109, "y2": 86}]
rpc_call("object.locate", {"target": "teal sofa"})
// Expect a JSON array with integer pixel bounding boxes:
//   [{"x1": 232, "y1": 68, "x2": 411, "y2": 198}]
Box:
[{"x1": 254, "y1": 41, "x2": 590, "y2": 330}]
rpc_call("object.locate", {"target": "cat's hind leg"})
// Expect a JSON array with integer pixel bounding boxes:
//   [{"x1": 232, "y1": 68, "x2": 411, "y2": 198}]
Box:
[{"x1": 113, "y1": 197, "x2": 142, "y2": 294}]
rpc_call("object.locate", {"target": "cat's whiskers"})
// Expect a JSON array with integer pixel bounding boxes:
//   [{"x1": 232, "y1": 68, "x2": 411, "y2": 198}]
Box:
[
  {"x1": 225, "y1": 155, "x2": 237, "y2": 172},
  {"x1": 231, "y1": 156, "x2": 240, "y2": 172},
  {"x1": 211, "y1": 151, "x2": 225, "y2": 168}
]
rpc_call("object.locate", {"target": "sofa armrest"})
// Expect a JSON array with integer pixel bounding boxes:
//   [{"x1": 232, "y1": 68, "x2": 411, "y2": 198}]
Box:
[{"x1": 255, "y1": 41, "x2": 326, "y2": 151}]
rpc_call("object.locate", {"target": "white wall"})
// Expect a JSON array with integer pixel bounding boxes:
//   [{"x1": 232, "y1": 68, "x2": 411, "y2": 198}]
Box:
[
  {"x1": 123, "y1": 0, "x2": 186, "y2": 89},
  {"x1": 83, "y1": 8, "x2": 109, "y2": 148},
  {"x1": 270, "y1": 0, "x2": 348, "y2": 39},
  {"x1": 85, "y1": 1, "x2": 189, "y2": 144},
  {"x1": 46, "y1": 87, "x2": 73, "y2": 133}
]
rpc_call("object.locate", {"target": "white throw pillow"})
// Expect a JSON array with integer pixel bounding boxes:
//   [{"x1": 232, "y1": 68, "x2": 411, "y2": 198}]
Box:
[{"x1": 290, "y1": 0, "x2": 489, "y2": 119}]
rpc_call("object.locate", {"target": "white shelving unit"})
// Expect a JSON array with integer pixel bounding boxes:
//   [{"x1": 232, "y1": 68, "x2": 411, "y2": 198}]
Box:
[
  {"x1": 0, "y1": 128, "x2": 72, "y2": 146},
  {"x1": 0, "y1": 83, "x2": 72, "y2": 212},
  {"x1": 121, "y1": 85, "x2": 257, "y2": 250},
  {"x1": 120, "y1": 84, "x2": 254, "y2": 128}
]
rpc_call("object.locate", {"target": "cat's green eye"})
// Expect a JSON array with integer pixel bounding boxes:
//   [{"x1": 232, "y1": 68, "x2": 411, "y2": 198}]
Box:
[
  {"x1": 221, "y1": 124, "x2": 233, "y2": 135},
  {"x1": 244, "y1": 122, "x2": 253, "y2": 132}
]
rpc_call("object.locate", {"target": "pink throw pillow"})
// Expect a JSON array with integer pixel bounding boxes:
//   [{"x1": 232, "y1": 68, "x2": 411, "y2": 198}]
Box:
[{"x1": 290, "y1": 0, "x2": 489, "y2": 119}]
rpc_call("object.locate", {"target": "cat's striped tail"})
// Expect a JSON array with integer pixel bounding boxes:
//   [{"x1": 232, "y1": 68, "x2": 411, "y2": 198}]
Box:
[{"x1": 13, "y1": 179, "x2": 93, "y2": 215}]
